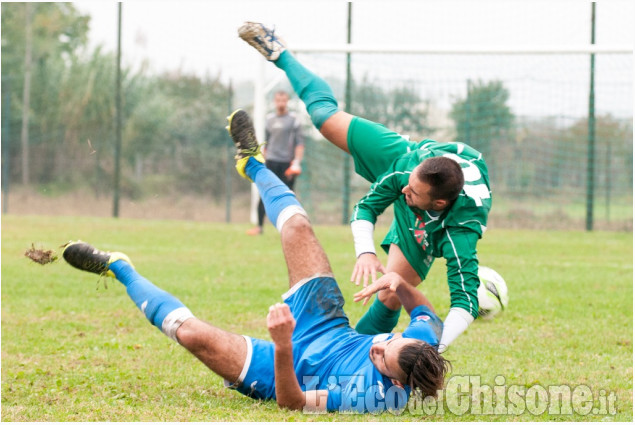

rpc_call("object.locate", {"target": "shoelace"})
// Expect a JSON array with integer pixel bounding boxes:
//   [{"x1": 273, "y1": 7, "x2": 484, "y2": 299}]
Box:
[{"x1": 262, "y1": 24, "x2": 278, "y2": 43}]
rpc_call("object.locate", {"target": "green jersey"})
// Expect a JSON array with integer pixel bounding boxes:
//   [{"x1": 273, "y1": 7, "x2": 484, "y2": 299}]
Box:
[{"x1": 351, "y1": 140, "x2": 491, "y2": 318}]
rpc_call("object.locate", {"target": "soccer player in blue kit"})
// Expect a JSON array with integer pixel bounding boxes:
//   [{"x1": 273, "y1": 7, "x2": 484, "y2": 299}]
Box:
[{"x1": 61, "y1": 110, "x2": 449, "y2": 413}]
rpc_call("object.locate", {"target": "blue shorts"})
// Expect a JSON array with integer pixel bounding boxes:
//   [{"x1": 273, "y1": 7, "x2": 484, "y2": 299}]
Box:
[{"x1": 226, "y1": 275, "x2": 351, "y2": 400}]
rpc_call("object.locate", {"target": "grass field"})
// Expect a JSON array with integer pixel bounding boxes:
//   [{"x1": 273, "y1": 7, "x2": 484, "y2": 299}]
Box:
[{"x1": 1, "y1": 214, "x2": 632, "y2": 421}]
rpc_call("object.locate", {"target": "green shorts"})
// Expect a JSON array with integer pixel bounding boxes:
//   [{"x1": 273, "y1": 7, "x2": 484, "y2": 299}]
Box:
[{"x1": 347, "y1": 117, "x2": 433, "y2": 280}]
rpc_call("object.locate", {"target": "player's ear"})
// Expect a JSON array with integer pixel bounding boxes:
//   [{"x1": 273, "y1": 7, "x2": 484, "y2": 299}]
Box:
[
  {"x1": 391, "y1": 379, "x2": 405, "y2": 388},
  {"x1": 432, "y1": 199, "x2": 449, "y2": 210}
]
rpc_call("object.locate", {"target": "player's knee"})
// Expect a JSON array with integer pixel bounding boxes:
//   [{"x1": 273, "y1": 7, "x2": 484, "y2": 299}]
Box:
[
  {"x1": 305, "y1": 92, "x2": 339, "y2": 130},
  {"x1": 310, "y1": 105, "x2": 338, "y2": 130},
  {"x1": 319, "y1": 112, "x2": 353, "y2": 152},
  {"x1": 283, "y1": 213, "x2": 312, "y2": 235},
  {"x1": 276, "y1": 205, "x2": 308, "y2": 233},
  {"x1": 174, "y1": 317, "x2": 203, "y2": 348}
]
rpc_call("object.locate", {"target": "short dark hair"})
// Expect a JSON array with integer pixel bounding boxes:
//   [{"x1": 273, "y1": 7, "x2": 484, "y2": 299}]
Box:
[
  {"x1": 416, "y1": 157, "x2": 464, "y2": 202},
  {"x1": 398, "y1": 341, "x2": 450, "y2": 398}
]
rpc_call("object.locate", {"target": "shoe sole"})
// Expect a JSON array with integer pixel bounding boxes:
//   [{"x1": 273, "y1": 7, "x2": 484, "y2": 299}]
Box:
[
  {"x1": 238, "y1": 22, "x2": 285, "y2": 61},
  {"x1": 227, "y1": 109, "x2": 259, "y2": 158}
]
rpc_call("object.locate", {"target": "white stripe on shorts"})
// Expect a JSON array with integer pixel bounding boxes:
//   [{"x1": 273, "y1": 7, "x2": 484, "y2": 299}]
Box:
[
  {"x1": 281, "y1": 272, "x2": 335, "y2": 301},
  {"x1": 223, "y1": 335, "x2": 252, "y2": 389}
]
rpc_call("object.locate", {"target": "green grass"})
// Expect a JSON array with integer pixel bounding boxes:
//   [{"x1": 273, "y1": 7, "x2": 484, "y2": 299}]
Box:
[{"x1": 2, "y1": 214, "x2": 632, "y2": 421}]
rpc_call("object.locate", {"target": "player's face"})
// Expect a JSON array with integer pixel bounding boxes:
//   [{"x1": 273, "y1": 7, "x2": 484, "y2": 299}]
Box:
[
  {"x1": 402, "y1": 171, "x2": 435, "y2": 211},
  {"x1": 369, "y1": 335, "x2": 415, "y2": 383},
  {"x1": 274, "y1": 93, "x2": 289, "y2": 114}
]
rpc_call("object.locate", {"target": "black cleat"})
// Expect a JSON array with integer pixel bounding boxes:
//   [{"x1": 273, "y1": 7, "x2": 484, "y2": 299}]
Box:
[
  {"x1": 62, "y1": 241, "x2": 133, "y2": 277},
  {"x1": 226, "y1": 109, "x2": 264, "y2": 180}
]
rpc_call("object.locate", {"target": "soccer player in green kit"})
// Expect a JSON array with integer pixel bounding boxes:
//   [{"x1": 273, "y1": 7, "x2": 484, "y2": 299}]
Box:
[{"x1": 238, "y1": 22, "x2": 492, "y2": 352}]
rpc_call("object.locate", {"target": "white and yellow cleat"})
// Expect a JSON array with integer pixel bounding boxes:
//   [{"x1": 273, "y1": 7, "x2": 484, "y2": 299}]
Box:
[{"x1": 238, "y1": 22, "x2": 286, "y2": 61}]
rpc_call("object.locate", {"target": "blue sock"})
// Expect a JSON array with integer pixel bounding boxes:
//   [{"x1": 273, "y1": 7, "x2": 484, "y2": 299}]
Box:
[
  {"x1": 275, "y1": 51, "x2": 339, "y2": 130},
  {"x1": 245, "y1": 157, "x2": 304, "y2": 230},
  {"x1": 109, "y1": 259, "x2": 187, "y2": 333}
]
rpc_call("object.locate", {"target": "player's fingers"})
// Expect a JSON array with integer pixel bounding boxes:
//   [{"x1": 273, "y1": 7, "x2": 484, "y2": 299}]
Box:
[
  {"x1": 272, "y1": 304, "x2": 284, "y2": 321},
  {"x1": 353, "y1": 288, "x2": 367, "y2": 303},
  {"x1": 352, "y1": 266, "x2": 362, "y2": 286},
  {"x1": 266, "y1": 306, "x2": 276, "y2": 326},
  {"x1": 279, "y1": 303, "x2": 291, "y2": 317},
  {"x1": 363, "y1": 270, "x2": 370, "y2": 288},
  {"x1": 371, "y1": 269, "x2": 378, "y2": 284},
  {"x1": 276, "y1": 303, "x2": 288, "y2": 314}
]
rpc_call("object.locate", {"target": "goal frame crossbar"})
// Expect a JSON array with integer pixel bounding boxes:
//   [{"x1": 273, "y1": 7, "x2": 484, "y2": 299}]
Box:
[{"x1": 290, "y1": 44, "x2": 633, "y2": 55}]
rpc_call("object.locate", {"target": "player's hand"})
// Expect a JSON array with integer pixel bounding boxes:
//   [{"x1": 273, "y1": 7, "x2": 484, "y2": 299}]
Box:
[
  {"x1": 353, "y1": 272, "x2": 404, "y2": 306},
  {"x1": 351, "y1": 253, "x2": 386, "y2": 288},
  {"x1": 284, "y1": 160, "x2": 302, "y2": 177},
  {"x1": 267, "y1": 303, "x2": 296, "y2": 346}
]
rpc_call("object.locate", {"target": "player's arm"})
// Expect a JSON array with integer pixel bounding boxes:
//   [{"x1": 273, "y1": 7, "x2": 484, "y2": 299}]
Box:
[
  {"x1": 438, "y1": 228, "x2": 480, "y2": 351},
  {"x1": 285, "y1": 116, "x2": 305, "y2": 176},
  {"x1": 353, "y1": 271, "x2": 434, "y2": 314},
  {"x1": 285, "y1": 144, "x2": 305, "y2": 176},
  {"x1": 267, "y1": 303, "x2": 328, "y2": 412},
  {"x1": 350, "y1": 167, "x2": 406, "y2": 287}
]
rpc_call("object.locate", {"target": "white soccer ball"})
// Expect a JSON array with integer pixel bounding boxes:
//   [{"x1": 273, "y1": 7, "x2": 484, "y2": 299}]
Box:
[{"x1": 477, "y1": 266, "x2": 509, "y2": 320}]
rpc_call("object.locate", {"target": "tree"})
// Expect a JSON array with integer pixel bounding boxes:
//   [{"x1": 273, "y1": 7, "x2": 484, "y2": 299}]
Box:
[
  {"x1": 562, "y1": 114, "x2": 633, "y2": 192},
  {"x1": 1, "y1": 2, "x2": 90, "y2": 185},
  {"x1": 385, "y1": 85, "x2": 434, "y2": 140},
  {"x1": 450, "y1": 80, "x2": 514, "y2": 161},
  {"x1": 352, "y1": 75, "x2": 432, "y2": 141}
]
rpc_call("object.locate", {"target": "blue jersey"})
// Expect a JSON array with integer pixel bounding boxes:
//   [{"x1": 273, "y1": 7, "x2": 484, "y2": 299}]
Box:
[{"x1": 228, "y1": 276, "x2": 443, "y2": 413}]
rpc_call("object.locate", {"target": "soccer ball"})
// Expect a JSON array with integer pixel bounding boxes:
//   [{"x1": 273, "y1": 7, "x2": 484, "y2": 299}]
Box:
[{"x1": 477, "y1": 266, "x2": 509, "y2": 320}]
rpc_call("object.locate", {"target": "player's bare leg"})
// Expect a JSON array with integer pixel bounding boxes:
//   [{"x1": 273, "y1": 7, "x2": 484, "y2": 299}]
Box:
[
  {"x1": 175, "y1": 319, "x2": 247, "y2": 382},
  {"x1": 239, "y1": 23, "x2": 427, "y2": 330},
  {"x1": 319, "y1": 111, "x2": 354, "y2": 153},
  {"x1": 61, "y1": 241, "x2": 248, "y2": 383},
  {"x1": 279, "y1": 214, "x2": 332, "y2": 287},
  {"x1": 228, "y1": 108, "x2": 332, "y2": 287}
]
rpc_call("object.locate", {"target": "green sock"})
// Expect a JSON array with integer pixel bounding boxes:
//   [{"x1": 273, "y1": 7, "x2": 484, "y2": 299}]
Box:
[{"x1": 355, "y1": 297, "x2": 401, "y2": 335}]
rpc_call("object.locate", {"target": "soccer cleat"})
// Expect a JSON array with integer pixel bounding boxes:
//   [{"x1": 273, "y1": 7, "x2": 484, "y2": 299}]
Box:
[
  {"x1": 238, "y1": 22, "x2": 286, "y2": 61},
  {"x1": 62, "y1": 241, "x2": 133, "y2": 277},
  {"x1": 226, "y1": 109, "x2": 264, "y2": 180},
  {"x1": 246, "y1": 226, "x2": 263, "y2": 236}
]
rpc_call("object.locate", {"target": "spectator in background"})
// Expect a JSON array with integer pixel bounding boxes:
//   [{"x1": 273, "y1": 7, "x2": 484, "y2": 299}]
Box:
[{"x1": 248, "y1": 90, "x2": 305, "y2": 235}]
